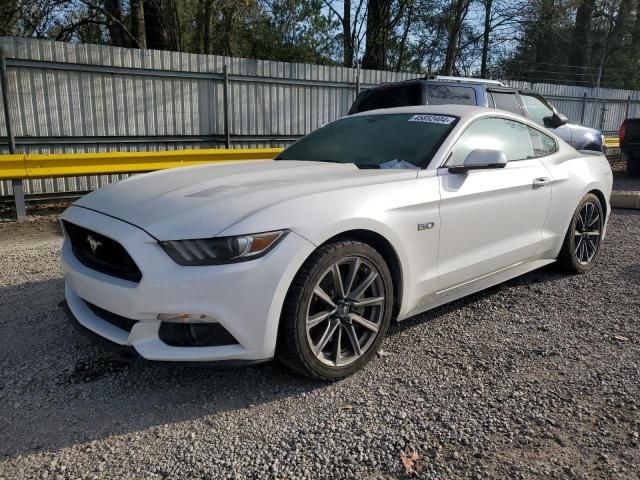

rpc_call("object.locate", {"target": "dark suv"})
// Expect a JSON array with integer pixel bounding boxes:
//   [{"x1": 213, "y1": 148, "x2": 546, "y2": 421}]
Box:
[{"x1": 349, "y1": 77, "x2": 605, "y2": 153}]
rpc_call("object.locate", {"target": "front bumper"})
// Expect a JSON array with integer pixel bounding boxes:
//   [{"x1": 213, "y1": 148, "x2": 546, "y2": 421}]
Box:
[{"x1": 60, "y1": 206, "x2": 316, "y2": 362}]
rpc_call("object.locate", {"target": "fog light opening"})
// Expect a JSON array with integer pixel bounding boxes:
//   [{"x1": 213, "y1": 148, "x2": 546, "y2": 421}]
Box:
[{"x1": 158, "y1": 321, "x2": 239, "y2": 347}]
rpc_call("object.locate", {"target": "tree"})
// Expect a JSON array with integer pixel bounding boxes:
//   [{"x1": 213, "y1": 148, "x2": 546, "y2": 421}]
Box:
[
  {"x1": 442, "y1": 0, "x2": 471, "y2": 75},
  {"x1": 362, "y1": 0, "x2": 407, "y2": 70}
]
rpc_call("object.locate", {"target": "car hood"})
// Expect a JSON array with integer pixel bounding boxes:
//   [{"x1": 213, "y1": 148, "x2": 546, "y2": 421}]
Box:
[{"x1": 73, "y1": 160, "x2": 418, "y2": 240}]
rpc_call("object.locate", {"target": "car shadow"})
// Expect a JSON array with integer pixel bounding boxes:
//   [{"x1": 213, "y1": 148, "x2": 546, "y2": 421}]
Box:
[{"x1": 0, "y1": 265, "x2": 566, "y2": 458}]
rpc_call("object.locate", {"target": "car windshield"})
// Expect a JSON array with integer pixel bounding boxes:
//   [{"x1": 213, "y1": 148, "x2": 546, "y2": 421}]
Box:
[{"x1": 275, "y1": 113, "x2": 457, "y2": 169}]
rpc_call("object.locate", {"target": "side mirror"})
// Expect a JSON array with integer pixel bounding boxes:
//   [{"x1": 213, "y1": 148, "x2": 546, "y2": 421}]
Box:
[
  {"x1": 449, "y1": 149, "x2": 507, "y2": 174},
  {"x1": 544, "y1": 112, "x2": 568, "y2": 128}
]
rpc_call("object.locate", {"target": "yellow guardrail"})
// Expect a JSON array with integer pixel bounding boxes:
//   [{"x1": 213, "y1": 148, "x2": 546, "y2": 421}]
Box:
[
  {"x1": 605, "y1": 136, "x2": 619, "y2": 149},
  {"x1": 0, "y1": 148, "x2": 283, "y2": 181},
  {"x1": 0, "y1": 138, "x2": 623, "y2": 182}
]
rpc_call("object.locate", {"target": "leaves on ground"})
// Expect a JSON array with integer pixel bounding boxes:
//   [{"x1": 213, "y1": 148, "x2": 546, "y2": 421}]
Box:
[{"x1": 400, "y1": 450, "x2": 423, "y2": 476}]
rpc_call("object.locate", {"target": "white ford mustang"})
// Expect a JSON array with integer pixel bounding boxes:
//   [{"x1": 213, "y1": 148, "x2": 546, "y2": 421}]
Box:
[{"x1": 60, "y1": 105, "x2": 613, "y2": 379}]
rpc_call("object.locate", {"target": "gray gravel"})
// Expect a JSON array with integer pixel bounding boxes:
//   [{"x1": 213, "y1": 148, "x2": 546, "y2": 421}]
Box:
[{"x1": 1, "y1": 211, "x2": 639, "y2": 479}]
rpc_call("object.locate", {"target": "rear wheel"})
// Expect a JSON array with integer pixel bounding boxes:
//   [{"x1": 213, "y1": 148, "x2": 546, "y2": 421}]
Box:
[
  {"x1": 277, "y1": 240, "x2": 393, "y2": 380},
  {"x1": 557, "y1": 193, "x2": 604, "y2": 273}
]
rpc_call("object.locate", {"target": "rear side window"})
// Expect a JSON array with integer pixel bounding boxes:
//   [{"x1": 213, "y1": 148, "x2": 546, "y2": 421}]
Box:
[
  {"x1": 489, "y1": 91, "x2": 522, "y2": 115},
  {"x1": 350, "y1": 83, "x2": 422, "y2": 113},
  {"x1": 425, "y1": 85, "x2": 476, "y2": 105},
  {"x1": 528, "y1": 126, "x2": 557, "y2": 156}
]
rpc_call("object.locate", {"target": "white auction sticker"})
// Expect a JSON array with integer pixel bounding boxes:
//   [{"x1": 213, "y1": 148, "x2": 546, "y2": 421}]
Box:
[{"x1": 408, "y1": 114, "x2": 455, "y2": 124}]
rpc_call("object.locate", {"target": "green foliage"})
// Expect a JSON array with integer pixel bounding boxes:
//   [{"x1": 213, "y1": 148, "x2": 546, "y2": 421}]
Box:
[{"x1": 3, "y1": 0, "x2": 640, "y2": 88}]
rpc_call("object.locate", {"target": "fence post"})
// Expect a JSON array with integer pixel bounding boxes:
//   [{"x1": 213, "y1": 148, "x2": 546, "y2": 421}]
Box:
[
  {"x1": 0, "y1": 47, "x2": 25, "y2": 222},
  {"x1": 223, "y1": 64, "x2": 231, "y2": 149},
  {"x1": 625, "y1": 94, "x2": 631, "y2": 120},
  {"x1": 580, "y1": 92, "x2": 587, "y2": 124},
  {"x1": 599, "y1": 102, "x2": 606, "y2": 131}
]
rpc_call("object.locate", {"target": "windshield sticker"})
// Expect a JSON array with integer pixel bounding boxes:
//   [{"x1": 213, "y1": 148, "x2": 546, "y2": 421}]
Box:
[{"x1": 408, "y1": 114, "x2": 455, "y2": 124}]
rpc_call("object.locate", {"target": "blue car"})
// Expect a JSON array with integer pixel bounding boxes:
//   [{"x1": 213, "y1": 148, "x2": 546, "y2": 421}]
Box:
[{"x1": 349, "y1": 76, "x2": 605, "y2": 153}]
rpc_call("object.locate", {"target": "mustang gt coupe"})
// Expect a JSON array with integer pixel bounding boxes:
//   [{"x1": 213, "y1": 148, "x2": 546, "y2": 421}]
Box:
[{"x1": 60, "y1": 105, "x2": 613, "y2": 379}]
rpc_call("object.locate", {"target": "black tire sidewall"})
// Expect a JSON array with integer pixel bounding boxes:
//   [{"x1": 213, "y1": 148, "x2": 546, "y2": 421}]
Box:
[{"x1": 284, "y1": 241, "x2": 394, "y2": 380}]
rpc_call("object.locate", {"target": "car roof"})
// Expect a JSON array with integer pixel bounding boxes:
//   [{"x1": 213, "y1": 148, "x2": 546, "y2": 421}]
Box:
[{"x1": 347, "y1": 104, "x2": 491, "y2": 120}]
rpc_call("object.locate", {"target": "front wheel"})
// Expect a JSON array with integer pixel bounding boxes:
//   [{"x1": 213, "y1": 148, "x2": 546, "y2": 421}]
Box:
[
  {"x1": 557, "y1": 193, "x2": 604, "y2": 273},
  {"x1": 276, "y1": 240, "x2": 394, "y2": 380}
]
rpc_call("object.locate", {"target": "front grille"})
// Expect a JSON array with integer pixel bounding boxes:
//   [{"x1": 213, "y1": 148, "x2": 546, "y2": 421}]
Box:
[
  {"x1": 63, "y1": 221, "x2": 142, "y2": 282},
  {"x1": 85, "y1": 301, "x2": 138, "y2": 332}
]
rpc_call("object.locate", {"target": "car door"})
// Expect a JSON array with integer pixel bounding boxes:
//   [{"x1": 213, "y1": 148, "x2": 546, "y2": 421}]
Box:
[{"x1": 436, "y1": 116, "x2": 553, "y2": 291}]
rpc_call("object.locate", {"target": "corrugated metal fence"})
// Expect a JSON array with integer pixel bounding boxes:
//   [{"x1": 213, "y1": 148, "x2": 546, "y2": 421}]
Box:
[{"x1": 0, "y1": 36, "x2": 638, "y2": 196}]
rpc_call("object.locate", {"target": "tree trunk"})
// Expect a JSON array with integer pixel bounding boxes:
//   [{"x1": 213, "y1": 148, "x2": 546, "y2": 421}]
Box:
[
  {"x1": 144, "y1": 0, "x2": 179, "y2": 50},
  {"x1": 362, "y1": 0, "x2": 390, "y2": 70},
  {"x1": 396, "y1": 1, "x2": 414, "y2": 72},
  {"x1": 443, "y1": 0, "x2": 470, "y2": 75},
  {"x1": 342, "y1": 0, "x2": 353, "y2": 67},
  {"x1": 104, "y1": 0, "x2": 127, "y2": 46},
  {"x1": 203, "y1": 0, "x2": 213, "y2": 54},
  {"x1": 0, "y1": 0, "x2": 19, "y2": 36},
  {"x1": 480, "y1": 0, "x2": 492, "y2": 77},
  {"x1": 131, "y1": 0, "x2": 147, "y2": 49},
  {"x1": 535, "y1": 0, "x2": 555, "y2": 71}
]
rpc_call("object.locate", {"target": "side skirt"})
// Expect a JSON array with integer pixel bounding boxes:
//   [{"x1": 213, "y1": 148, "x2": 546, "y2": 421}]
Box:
[{"x1": 399, "y1": 258, "x2": 556, "y2": 321}]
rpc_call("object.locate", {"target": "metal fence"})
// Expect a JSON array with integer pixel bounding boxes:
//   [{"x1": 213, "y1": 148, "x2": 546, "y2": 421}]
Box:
[{"x1": 1, "y1": 36, "x2": 638, "y2": 197}]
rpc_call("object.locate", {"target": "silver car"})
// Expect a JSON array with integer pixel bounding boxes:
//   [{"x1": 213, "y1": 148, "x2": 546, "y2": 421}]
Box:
[{"x1": 350, "y1": 77, "x2": 606, "y2": 153}]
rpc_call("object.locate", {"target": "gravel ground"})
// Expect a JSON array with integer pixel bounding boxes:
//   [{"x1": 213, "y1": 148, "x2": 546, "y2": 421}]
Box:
[{"x1": 0, "y1": 211, "x2": 639, "y2": 480}]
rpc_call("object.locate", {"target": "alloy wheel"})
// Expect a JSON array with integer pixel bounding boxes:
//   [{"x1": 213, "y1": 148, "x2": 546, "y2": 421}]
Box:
[
  {"x1": 574, "y1": 201, "x2": 602, "y2": 265},
  {"x1": 305, "y1": 256, "x2": 386, "y2": 367}
]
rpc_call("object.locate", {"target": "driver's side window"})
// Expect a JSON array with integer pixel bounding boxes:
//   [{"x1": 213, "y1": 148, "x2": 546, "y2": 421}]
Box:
[{"x1": 448, "y1": 117, "x2": 534, "y2": 167}]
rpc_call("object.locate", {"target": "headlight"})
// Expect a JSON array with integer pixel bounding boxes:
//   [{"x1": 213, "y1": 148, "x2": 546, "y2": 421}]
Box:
[{"x1": 159, "y1": 230, "x2": 288, "y2": 266}]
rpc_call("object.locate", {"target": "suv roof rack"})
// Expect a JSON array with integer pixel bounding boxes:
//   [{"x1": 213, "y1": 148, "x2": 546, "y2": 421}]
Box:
[{"x1": 425, "y1": 75, "x2": 506, "y2": 86}]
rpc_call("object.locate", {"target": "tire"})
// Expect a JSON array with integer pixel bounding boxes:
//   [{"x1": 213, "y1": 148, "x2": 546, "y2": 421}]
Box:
[
  {"x1": 557, "y1": 193, "x2": 604, "y2": 274},
  {"x1": 627, "y1": 155, "x2": 640, "y2": 177},
  {"x1": 276, "y1": 240, "x2": 394, "y2": 380}
]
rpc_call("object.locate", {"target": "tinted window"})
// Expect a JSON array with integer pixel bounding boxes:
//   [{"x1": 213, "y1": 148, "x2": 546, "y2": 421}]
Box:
[
  {"x1": 276, "y1": 113, "x2": 457, "y2": 168},
  {"x1": 490, "y1": 91, "x2": 522, "y2": 115},
  {"x1": 528, "y1": 126, "x2": 557, "y2": 156},
  {"x1": 521, "y1": 94, "x2": 555, "y2": 126},
  {"x1": 425, "y1": 84, "x2": 476, "y2": 105},
  {"x1": 448, "y1": 117, "x2": 534, "y2": 167},
  {"x1": 350, "y1": 83, "x2": 422, "y2": 113}
]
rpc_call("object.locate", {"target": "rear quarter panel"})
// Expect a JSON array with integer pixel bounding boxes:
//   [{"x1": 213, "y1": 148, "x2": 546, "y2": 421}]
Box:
[{"x1": 539, "y1": 148, "x2": 613, "y2": 258}]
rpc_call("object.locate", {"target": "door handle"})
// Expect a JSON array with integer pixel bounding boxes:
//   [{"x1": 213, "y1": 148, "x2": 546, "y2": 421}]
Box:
[{"x1": 532, "y1": 177, "x2": 550, "y2": 188}]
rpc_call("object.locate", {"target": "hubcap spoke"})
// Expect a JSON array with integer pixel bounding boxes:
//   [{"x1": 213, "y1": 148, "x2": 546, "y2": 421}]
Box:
[
  {"x1": 331, "y1": 264, "x2": 346, "y2": 299},
  {"x1": 314, "y1": 319, "x2": 340, "y2": 355},
  {"x1": 307, "y1": 309, "x2": 335, "y2": 330},
  {"x1": 332, "y1": 325, "x2": 343, "y2": 365},
  {"x1": 344, "y1": 324, "x2": 362, "y2": 356},
  {"x1": 350, "y1": 313, "x2": 379, "y2": 333},
  {"x1": 314, "y1": 286, "x2": 336, "y2": 308},
  {"x1": 343, "y1": 258, "x2": 361, "y2": 297},
  {"x1": 352, "y1": 296, "x2": 385, "y2": 308},
  {"x1": 350, "y1": 271, "x2": 378, "y2": 300}
]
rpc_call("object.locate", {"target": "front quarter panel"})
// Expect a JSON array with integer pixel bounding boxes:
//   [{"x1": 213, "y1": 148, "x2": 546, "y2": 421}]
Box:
[{"x1": 219, "y1": 171, "x2": 443, "y2": 320}]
